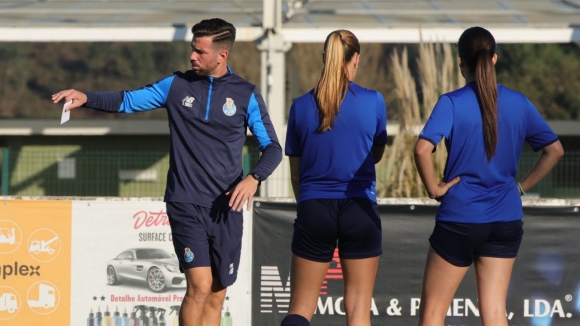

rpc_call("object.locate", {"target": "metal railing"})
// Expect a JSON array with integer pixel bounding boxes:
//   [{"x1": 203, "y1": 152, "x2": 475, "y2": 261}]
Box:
[{"x1": 1, "y1": 148, "x2": 578, "y2": 198}]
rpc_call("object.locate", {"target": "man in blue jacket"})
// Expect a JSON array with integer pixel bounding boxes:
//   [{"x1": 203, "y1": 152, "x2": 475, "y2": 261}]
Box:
[{"x1": 52, "y1": 18, "x2": 282, "y2": 326}]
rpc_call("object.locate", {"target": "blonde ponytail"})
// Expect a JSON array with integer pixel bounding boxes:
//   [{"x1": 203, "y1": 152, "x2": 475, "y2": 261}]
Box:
[{"x1": 314, "y1": 30, "x2": 360, "y2": 132}]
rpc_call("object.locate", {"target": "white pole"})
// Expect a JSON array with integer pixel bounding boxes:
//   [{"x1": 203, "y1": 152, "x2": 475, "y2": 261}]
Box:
[{"x1": 258, "y1": 0, "x2": 292, "y2": 197}]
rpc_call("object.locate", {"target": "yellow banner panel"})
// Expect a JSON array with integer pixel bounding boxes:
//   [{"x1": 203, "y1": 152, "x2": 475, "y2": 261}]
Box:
[{"x1": 0, "y1": 200, "x2": 71, "y2": 325}]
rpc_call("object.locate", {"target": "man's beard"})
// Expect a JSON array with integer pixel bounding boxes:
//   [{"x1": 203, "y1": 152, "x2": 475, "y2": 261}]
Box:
[
  {"x1": 194, "y1": 63, "x2": 219, "y2": 76},
  {"x1": 195, "y1": 68, "x2": 210, "y2": 76}
]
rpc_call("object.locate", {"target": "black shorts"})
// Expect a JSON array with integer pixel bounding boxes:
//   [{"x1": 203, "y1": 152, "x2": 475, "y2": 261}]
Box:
[
  {"x1": 292, "y1": 198, "x2": 382, "y2": 262},
  {"x1": 429, "y1": 219, "x2": 524, "y2": 267},
  {"x1": 166, "y1": 202, "x2": 243, "y2": 287}
]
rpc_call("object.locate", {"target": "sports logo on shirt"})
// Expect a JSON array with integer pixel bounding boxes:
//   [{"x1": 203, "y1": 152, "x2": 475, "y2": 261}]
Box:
[
  {"x1": 182, "y1": 96, "x2": 195, "y2": 108},
  {"x1": 184, "y1": 247, "x2": 194, "y2": 262},
  {"x1": 223, "y1": 97, "x2": 236, "y2": 116}
]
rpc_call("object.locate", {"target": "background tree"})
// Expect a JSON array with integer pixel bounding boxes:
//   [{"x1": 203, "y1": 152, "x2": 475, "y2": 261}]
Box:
[
  {"x1": 0, "y1": 42, "x2": 578, "y2": 121},
  {"x1": 495, "y1": 43, "x2": 580, "y2": 120}
]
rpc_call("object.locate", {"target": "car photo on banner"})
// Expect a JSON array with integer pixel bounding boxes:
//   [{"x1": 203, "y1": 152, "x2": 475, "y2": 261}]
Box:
[{"x1": 106, "y1": 248, "x2": 185, "y2": 293}]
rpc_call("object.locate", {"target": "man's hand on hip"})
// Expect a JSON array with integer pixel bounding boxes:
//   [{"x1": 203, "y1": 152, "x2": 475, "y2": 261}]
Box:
[{"x1": 226, "y1": 176, "x2": 259, "y2": 212}]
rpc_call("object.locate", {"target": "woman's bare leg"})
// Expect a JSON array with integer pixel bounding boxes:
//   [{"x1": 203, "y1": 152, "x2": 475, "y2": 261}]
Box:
[
  {"x1": 418, "y1": 247, "x2": 469, "y2": 326},
  {"x1": 285, "y1": 254, "x2": 331, "y2": 321},
  {"x1": 341, "y1": 256, "x2": 379, "y2": 326},
  {"x1": 474, "y1": 256, "x2": 516, "y2": 326}
]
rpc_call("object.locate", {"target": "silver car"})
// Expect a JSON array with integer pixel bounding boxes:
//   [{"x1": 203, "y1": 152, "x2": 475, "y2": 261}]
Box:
[{"x1": 107, "y1": 248, "x2": 185, "y2": 292}]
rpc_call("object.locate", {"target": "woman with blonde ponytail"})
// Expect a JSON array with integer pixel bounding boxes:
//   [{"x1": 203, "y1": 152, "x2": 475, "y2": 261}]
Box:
[
  {"x1": 281, "y1": 30, "x2": 387, "y2": 326},
  {"x1": 414, "y1": 26, "x2": 564, "y2": 326}
]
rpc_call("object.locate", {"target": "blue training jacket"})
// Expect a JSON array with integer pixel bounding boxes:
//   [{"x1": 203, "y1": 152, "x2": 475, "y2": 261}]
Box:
[{"x1": 84, "y1": 69, "x2": 282, "y2": 210}]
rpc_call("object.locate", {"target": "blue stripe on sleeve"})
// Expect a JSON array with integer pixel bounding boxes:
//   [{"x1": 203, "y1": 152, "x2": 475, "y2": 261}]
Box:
[
  {"x1": 247, "y1": 93, "x2": 272, "y2": 151},
  {"x1": 119, "y1": 75, "x2": 175, "y2": 113}
]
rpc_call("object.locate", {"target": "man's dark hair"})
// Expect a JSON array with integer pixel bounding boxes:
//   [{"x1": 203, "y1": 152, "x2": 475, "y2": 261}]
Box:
[{"x1": 191, "y1": 18, "x2": 236, "y2": 50}]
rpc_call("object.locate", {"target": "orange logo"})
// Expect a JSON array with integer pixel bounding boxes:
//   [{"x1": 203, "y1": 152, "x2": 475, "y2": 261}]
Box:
[
  {"x1": 0, "y1": 220, "x2": 23, "y2": 254},
  {"x1": 27, "y1": 281, "x2": 60, "y2": 315},
  {"x1": 27, "y1": 229, "x2": 61, "y2": 262},
  {"x1": 0, "y1": 286, "x2": 21, "y2": 320}
]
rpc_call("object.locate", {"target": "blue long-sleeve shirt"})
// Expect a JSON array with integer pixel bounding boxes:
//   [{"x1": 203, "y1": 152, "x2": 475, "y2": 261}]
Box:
[{"x1": 84, "y1": 69, "x2": 282, "y2": 210}]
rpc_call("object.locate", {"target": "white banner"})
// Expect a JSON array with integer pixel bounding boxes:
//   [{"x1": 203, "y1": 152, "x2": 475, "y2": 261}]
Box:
[{"x1": 71, "y1": 200, "x2": 252, "y2": 326}]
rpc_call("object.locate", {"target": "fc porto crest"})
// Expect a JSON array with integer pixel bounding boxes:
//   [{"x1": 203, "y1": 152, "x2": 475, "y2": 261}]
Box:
[
  {"x1": 223, "y1": 97, "x2": 236, "y2": 116},
  {"x1": 184, "y1": 247, "x2": 194, "y2": 262}
]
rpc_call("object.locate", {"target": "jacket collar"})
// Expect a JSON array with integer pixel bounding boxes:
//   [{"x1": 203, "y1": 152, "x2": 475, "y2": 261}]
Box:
[{"x1": 195, "y1": 65, "x2": 233, "y2": 85}]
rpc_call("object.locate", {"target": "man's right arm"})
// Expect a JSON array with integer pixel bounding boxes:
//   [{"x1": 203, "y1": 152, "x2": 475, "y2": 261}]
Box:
[
  {"x1": 52, "y1": 76, "x2": 175, "y2": 113},
  {"x1": 84, "y1": 91, "x2": 124, "y2": 112}
]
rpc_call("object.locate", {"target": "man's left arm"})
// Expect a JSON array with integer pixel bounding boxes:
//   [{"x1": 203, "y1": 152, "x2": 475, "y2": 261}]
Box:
[{"x1": 227, "y1": 89, "x2": 282, "y2": 211}]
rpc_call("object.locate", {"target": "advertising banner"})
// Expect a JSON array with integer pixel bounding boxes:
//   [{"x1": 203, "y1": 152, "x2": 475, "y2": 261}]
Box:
[
  {"x1": 71, "y1": 200, "x2": 253, "y2": 326},
  {"x1": 0, "y1": 199, "x2": 72, "y2": 325},
  {"x1": 252, "y1": 201, "x2": 580, "y2": 326}
]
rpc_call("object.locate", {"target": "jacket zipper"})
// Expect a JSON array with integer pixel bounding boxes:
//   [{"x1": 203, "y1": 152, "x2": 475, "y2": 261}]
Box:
[{"x1": 205, "y1": 77, "x2": 214, "y2": 121}]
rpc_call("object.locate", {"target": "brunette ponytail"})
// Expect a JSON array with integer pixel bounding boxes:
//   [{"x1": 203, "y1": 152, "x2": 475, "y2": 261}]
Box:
[{"x1": 458, "y1": 27, "x2": 498, "y2": 161}]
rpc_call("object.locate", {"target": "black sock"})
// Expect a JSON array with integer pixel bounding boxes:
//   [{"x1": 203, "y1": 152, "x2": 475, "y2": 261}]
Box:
[{"x1": 280, "y1": 314, "x2": 310, "y2": 326}]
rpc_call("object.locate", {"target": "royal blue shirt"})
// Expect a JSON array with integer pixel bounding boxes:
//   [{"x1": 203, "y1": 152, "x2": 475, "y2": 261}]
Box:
[
  {"x1": 285, "y1": 83, "x2": 388, "y2": 203},
  {"x1": 84, "y1": 69, "x2": 282, "y2": 210},
  {"x1": 420, "y1": 83, "x2": 558, "y2": 223}
]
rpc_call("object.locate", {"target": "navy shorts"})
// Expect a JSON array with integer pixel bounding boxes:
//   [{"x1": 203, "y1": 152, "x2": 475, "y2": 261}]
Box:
[
  {"x1": 166, "y1": 202, "x2": 243, "y2": 287},
  {"x1": 292, "y1": 198, "x2": 382, "y2": 262},
  {"x1": 429, "y1": 219, "x2": 524, "y2": 267}
]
